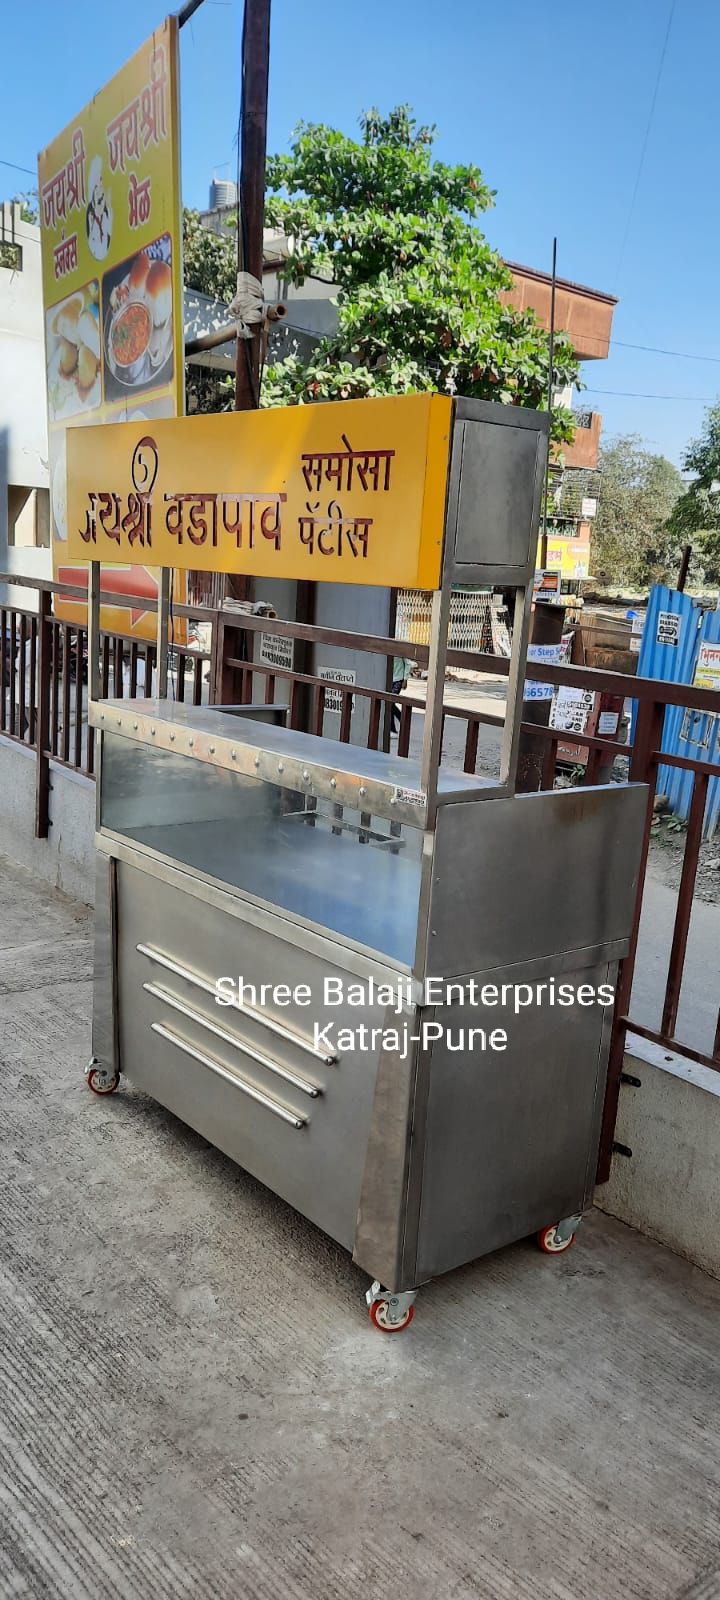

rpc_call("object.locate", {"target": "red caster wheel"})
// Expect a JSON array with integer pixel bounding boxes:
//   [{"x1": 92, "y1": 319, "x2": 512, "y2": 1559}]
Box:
[
  {"x1": 86, "y1": 1064, "x2": 120, "y2": 1096},
  {"x1": 366, "y1": 1280, "x2": 416, "y2": 1333},
  {"x1": 368, "y1": 1298, "x2": 415, "y2": 1334},
  {"x1": 537, "y1": 1222, "x2": 576, "y2": 1254}
]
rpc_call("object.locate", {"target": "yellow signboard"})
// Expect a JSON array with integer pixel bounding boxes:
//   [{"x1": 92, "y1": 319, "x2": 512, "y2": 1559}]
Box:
[
  {"x1": 67, "y1": 395, "x2": 453, "y2": 590},
  {"x1": 542, "y1": 534, "x2": 591, "y2": 579},
  {"x1": 38, "y1": 18, "x2": 183, "y2": 639}
]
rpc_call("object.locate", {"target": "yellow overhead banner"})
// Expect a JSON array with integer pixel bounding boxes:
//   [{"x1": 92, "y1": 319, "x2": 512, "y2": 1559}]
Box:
[
  {"x1": 66, "y1": 395, "x2": 453, "y2": 589},
  {"x1": 38, "y1": 17, "x2": 184, "y2": 639}
]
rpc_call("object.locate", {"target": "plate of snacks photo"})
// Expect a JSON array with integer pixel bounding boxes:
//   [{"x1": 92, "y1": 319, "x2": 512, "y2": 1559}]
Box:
[
  {"x1": 45, "y1": 283, "x2": 101, "y2": 421},
  {"x1": 101, "y1": 235, "x2": 174, "y2": 403}
]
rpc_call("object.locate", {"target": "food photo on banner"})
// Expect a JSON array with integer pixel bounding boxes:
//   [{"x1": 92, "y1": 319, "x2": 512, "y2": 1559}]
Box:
[
  {"x1": 37, "y1": 15, "x2": 184, "y2": 642},
  {"x1": 101, "y1": 234, "x2": 174, "y2": 404}
]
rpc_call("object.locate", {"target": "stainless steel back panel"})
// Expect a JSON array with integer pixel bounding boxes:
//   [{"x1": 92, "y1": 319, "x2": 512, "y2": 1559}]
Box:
[
  {"x1": 413, "y1": 960, "x2": 613, "y2": 1281},
  {"x1": 114, "y1": 858, "x2": 393, "y2": 1251},
  {"x1": 423, "y1": 783, "x2": 647, "y2": 977},
  {"x1": 452, "y1": 407, "x2": 547, "y2": 574}
]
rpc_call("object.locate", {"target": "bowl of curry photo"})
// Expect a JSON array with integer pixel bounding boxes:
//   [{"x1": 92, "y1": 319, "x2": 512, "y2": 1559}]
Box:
[{"x1": 108, "y1": 300, "x2": 153, "y2": 383}]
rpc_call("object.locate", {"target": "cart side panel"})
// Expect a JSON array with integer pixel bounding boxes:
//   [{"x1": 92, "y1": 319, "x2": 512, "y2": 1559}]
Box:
[
  {"x1": 414, "y1": 956, "x2": 614, "y2": 1280},
  {"x1": 113, "y1": 857, "x2": 390, "y2": 1252},
  {"x1": 352, "y1": 1026, "x2": 424, "y2": 1292},
  {"x1": 422, "y1": 784, "x2": 647, "y2": 979}
]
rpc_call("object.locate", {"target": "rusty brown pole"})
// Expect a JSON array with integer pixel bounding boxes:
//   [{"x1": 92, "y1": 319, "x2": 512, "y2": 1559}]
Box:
[
  {"x1": 677, "y1": 543, "x2": 692, "y2": 593},
  {"x1": 234, "y1": 0, "x2": 271, "y2": 413},
  {"x1": 661, "y1": 769, "x2": 708, "y2": 1038},
  {"x1": 221, "y1": 0, "x2": 272, "y2": 698},
  {"x1": 515, "y1": 600, "x2": 566, "y2": 793}
]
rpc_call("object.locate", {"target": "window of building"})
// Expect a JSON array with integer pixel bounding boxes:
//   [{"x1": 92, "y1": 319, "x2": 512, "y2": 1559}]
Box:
[{"x1": 0, "y1": 241, "x2": 22, "y2": 271}]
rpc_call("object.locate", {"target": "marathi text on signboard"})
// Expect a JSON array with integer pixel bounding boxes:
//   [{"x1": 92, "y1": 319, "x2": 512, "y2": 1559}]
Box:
[
  {"x1": 66, "y1": 395, "x2": 452, "y2": 590},
  {"x1": 318, "y1": 666, "x2": 356, "y2": 713},
  {"x1": 259, "y1": 632, "x2": 295, "y2": 671},
  {"x1": 693, "y1": 641, "x2": 720, "y2": 693}
]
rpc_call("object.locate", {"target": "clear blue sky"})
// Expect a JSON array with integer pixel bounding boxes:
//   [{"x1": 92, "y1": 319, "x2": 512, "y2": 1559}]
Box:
[{"x1": 1, "y1": 0, "x2": 717, "y2": 467}]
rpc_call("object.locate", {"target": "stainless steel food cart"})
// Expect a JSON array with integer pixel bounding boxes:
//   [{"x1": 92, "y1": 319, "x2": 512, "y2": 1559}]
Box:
[{"x1": 76, "y1": 395, "x2": 646, "y2": 1332}]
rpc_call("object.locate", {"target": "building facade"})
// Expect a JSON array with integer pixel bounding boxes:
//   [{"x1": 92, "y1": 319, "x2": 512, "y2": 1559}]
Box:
[
  {"x1": 504, "y1": 262, "x2": 616, "y2": 581},
  {"x1": 0, "y1": 203, "x2": 51, "y2": 606}
]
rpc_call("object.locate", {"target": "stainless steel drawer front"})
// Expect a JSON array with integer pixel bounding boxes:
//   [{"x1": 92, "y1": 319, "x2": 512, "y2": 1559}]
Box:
[
  {"x1": 137, "y1": 941, "x2": 336, "y2": 1063},
  {"x1": 143, "y1": 980, "x2": 321, "y2": 1098},
  {"x1": 150, "y1": 1023, "x2": 307, "y2": 1129},
  {"x1": 115, "y1": 860, "x2": 394, "y2": 1250}
]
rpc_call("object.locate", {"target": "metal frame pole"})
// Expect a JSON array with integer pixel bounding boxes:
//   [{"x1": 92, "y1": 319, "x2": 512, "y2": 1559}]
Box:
[
  {"x1": 156, "y1": 568, "x2": 171, "y2": 699},
  {"x1": 88, "y1": 559, "x2": 101, "y2": 704}
]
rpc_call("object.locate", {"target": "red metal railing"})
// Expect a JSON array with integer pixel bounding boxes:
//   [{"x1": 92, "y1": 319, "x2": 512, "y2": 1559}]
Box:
[
  {"x1": 2, "y1": 575, "x2": 719, "y2": 1182},
  {"x1": 1, "y1": 577, "x2": 215, "y2": 833}
]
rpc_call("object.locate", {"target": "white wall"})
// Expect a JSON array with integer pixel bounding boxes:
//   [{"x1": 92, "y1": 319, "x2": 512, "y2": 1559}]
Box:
[
  {"x1": 0, "y1": 204, "x2": 49, "y2": 584},
  {"x1": 0, "y1": 737, "x2": 95, "y2": 903},
  {"x1": 596, "y1": 1038, "x2": 720, "y2": 1281}
]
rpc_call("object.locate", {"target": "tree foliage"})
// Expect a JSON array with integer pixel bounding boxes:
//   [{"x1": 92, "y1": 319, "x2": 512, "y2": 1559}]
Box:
[
  {"x1": 182, "y1": 209, "x2": 236, "y2": 413},
  {"x1": 183, "y1": 207, "x2": 237, "y2": 304},
  {"x1": 666, "y1": 401, "x2": 720, "y2": 582},
  {"x1": 262, "y1": 107, "x2": 579, "y2": 440},
  {"x1": 591, "y1": 435, "x2": 684, "y2": 589}
]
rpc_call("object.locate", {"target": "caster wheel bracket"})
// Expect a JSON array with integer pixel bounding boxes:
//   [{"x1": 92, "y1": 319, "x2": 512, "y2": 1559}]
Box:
[{"x1": 554, "y1": 1212, "x2": 583, "y2": 1246}]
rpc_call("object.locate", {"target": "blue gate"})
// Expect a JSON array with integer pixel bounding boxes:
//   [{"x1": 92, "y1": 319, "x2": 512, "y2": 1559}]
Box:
[{"x1": 634, "y1": 586, "x2": 719, "y2": 840}]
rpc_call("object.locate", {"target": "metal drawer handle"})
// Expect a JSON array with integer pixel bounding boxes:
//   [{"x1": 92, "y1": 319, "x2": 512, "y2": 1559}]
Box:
[
  {"x1": 137, "y1": 943, "x2": 337, "y2": 1065},
  {"x1": 150, "y1": 1022, "x2": 307, "y2": 1128},
  {"x1": 144, "y1": 981, "x2": 321, "y2": 1099}
]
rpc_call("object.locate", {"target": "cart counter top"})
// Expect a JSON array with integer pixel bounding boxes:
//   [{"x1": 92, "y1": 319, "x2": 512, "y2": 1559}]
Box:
[{"x1": 91, "y1": 698, "x2": 505, "y2": 826}]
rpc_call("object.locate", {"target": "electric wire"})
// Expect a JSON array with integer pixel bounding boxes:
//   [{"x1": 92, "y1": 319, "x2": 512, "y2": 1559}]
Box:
[
  {"x1": 613, "y1": 341, "x2": 720, "y2": 365},
  {"x1": 0, "y1": 158, "x2": 35, "y2": 176},
  {"x1": 583, "y1": 389, "x2": 715, "y2": 402},
  {"x1": 615, "y1": 0, "x2": 676, "y2": 275}
]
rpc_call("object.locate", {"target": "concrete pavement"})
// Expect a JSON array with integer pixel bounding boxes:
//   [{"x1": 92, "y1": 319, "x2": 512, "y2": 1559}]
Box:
[{"x1": 2, "y1": 853, "x2": 720, "y2": 1598}]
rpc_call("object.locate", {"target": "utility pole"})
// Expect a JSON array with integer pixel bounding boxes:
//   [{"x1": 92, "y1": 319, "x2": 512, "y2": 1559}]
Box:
[
  {"x1": 228, "y1": 0, "x2": 315, "y2": 725},
  {"x1": 221, "y1": 0, "x2": 272, "y2": 694},
  {"x1": 235, "y1": 0, "x2": 271, "y2": 412}
]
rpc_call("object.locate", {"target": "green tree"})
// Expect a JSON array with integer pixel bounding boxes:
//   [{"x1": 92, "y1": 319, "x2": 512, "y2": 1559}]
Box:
[
  {"x1": 666, "y1": 401, "x2": 720, "y2": 582},
  {"x1": 262, "y1": 107, "x2": 579, "y2": 439},
  {"x1": 183, "y1": 208, "x2": 237, "y2": 303},
  {"x1": 9, "y1": 190, "x2": 38, "y2": 224},
  {"x1": 591, "y1": 435, "x2": 684, "y2": 589}
]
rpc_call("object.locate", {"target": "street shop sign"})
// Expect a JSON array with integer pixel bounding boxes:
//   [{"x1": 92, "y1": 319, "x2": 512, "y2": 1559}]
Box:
[
  {"x1": 38, "y1": 16, "x2": 184, "y2": 642},
  {"x1": 66, "y1": 394, "x2": 452, "y2": 590}
]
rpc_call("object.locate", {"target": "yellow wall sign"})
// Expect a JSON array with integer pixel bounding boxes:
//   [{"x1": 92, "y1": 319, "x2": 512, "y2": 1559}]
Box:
[
  {"x1": 67, "y1": 395, "x2": 453, "y2": 590},
  {"x1": 38, "y1": 17, "x2": 184, "y2": 640},
  {"x1": 542, "y1": 534, "x2": 591, "y2": 580}
]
